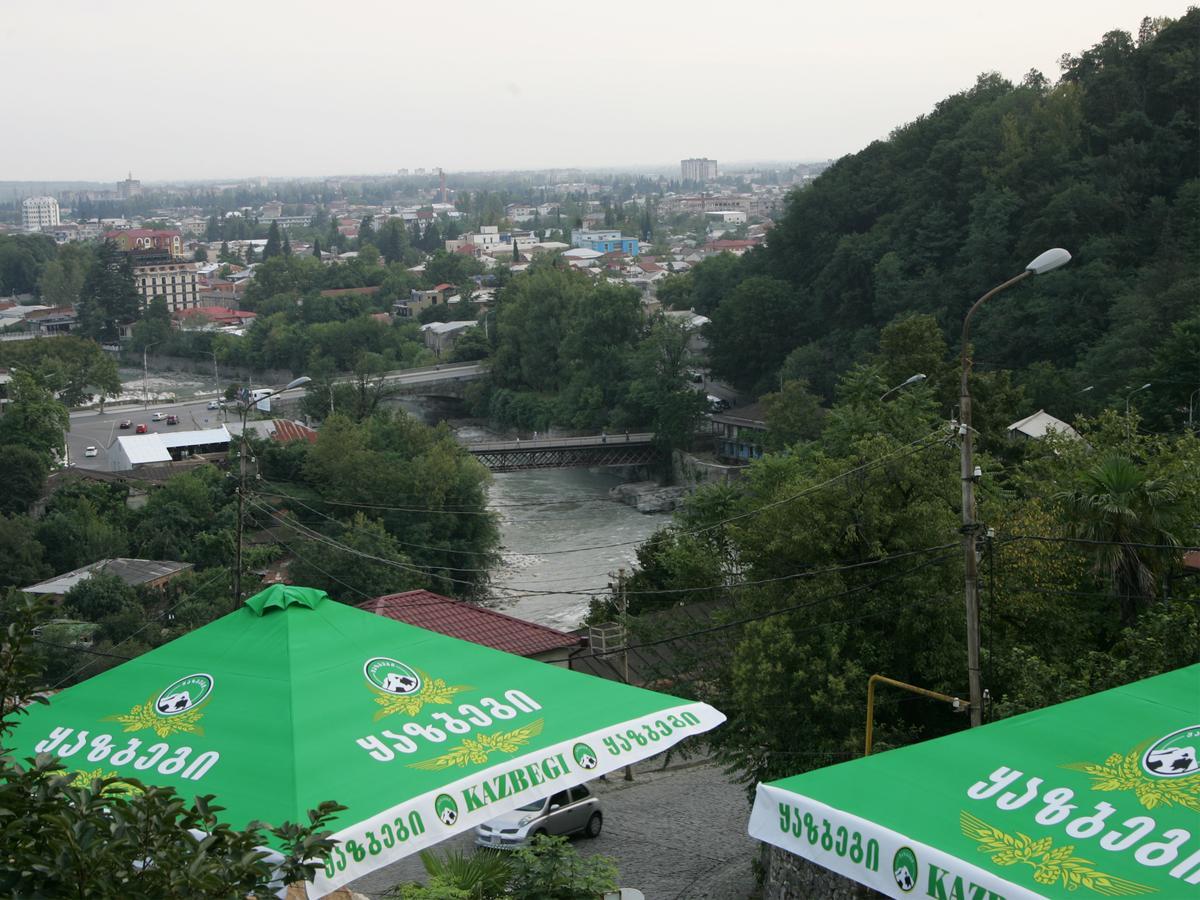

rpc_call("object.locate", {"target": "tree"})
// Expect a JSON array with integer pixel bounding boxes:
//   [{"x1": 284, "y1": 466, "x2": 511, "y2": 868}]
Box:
[
  {"x1": 0, "y1": 516, "x2": 49, "y2": 589},
  {"x1": 0, "y1": 595, "x2": 344, "y2": 899},
  {"x1": 76, "y1": 241, "x2": 139, "y2": 342},
  {"x1": 506, "y1": 835, "x2": 618, "y2": 900},
  {"x1": 263, "y1": 221, "x2": 283, "y2": 260},
  {"x1": 0, "y1": 445, "x2": 48, "y2": 515},
  {"x1": 0, "y1": 370, "x2": 68, "y2": 463},
  {"x1": 707, "y1": 276, "x2": 801, "y2": 394},
  {"x1": 288, "y1": 511, "x2": 424, "y2": 599},
  {"x1": 1057, "y1": 454, "x2": 1182, "y2": 625},
  {"x1": 282, "y1": 230, "x2": 292, "y2": 256},
  {"x1": 312, "y1": 235, "x2": 323, "y2": 258},
  {"x1": 760, "y1": 379, "x2": 827, "y2": 451},
  {"x1": 359, "y1": 216, "x2": 376, "y2": 249},
  {"x1": 193, "y1": 246, "x2": 208, "y2": 263}
]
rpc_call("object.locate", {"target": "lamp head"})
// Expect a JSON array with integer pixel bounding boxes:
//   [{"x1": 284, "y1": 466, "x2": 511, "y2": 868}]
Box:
[
  {"x1": 1026, "y1": 248, "x2": 1071, "y2": 275},
  {"x1": 904, "y1": 373, "x2": 927, "y2": 386},
  {"x1": 284, "y1": 376, "x2": 312, "y2": 391}
]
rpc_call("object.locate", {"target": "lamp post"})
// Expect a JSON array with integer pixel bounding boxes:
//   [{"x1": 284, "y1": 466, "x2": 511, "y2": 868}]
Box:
[
  {"x1": 1125, "y1": 383, "x2": 1151, "y2": 416},
  {"x1": 1189, "y1": 387, "x2": 1200, "y2": 433},
  {"x1": 880, "y1": 373, "x2": 926, "y2": 401},
  {"x1": 234, "y1": 375, "x2": 311, "y2": 602},
  {"x1": 142, "y1": 341, "x2": 161, "y2": 410},
  {"x1": 959, "y1": 248, "x2": 1070, "y2": 728}
]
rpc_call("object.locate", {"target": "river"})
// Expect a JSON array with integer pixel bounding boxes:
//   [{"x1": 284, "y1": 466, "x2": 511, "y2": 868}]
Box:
[{"x1": 444, "y1": 419, "x2": 671, "y2": 631}]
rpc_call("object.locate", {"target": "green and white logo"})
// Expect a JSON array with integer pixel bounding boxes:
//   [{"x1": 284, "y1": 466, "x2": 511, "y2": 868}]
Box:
[
  {"x1": 893, "y1": 846, "x2": 918, "y2": 893},
  {"x1": 155, "y1": 673, "x2": 214, "y2": 717},
  {"x1": 572, "y1": 742, "x2": 598, "y2": 770},
  {"x1": 1142, "y1": 725, "x2": 1200, "y2": 778},
  {"x1": 435, "y1": 793, "x2": 459, "y2": 826},
  {"x1": 364, "y1": 657, "x2": 423, "y2": 696}
]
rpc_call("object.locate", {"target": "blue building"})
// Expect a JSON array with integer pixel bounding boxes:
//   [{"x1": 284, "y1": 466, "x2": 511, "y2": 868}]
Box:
[{"x1": 569, "y1": 228, "x2": 640, "y2": 257}]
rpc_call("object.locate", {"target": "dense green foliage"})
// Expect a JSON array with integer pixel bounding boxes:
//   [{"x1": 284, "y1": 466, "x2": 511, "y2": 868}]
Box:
[
  {"x1": 699, "y1": 14, "x2": 1198, "y2": 433},
  {"x1": 470, "y1": 264, "x2": 706, "y2": 461},
  {"x1": 254, "y1": 410, "x2": 499, "y2": 599},
  {"x1": 609, "y1": 323, "x2": 1200, "y2": 788},
  {"x1": 393, "y1": 836, "x2": 618, "y2": 900}
]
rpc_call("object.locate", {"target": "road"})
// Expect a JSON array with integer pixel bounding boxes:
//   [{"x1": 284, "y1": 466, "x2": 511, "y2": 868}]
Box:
[
  {"x1": 346, "y1": 760, "x2": 757, "y2": 900},
  {"x1": 64, "y1": 363, "x2": 484, "y2": 471}
]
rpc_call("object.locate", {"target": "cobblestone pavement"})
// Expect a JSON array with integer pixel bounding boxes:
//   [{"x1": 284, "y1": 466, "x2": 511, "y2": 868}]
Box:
[{"x1": 347, "y1": 758, "x2": 759, "y2": 900}]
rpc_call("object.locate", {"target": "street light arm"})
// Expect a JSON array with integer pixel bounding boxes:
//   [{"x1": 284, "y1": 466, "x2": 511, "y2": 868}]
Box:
[{"x1": 959, "y1": 270, "x2": 1031, "y2": 380}]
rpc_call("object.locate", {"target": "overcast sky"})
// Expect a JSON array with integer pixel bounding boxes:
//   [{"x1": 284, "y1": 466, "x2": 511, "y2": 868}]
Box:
[{"x1": 2, "y1": 1, "x2": 1188, "y2": 183}]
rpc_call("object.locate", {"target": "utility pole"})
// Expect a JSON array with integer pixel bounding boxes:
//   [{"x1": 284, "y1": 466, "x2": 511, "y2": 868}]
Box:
[
  {"x1": 234, "y1": 401, "x2": 248, "y2": 603},
  {"x1": 618, "y1": 567, "x2": 633, "y2": 782}
]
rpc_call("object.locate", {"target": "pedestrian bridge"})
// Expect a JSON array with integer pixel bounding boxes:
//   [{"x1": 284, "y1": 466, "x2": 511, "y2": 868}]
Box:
[{"x1": 464, "y1": 432, "x2": 659, "y2": 471}]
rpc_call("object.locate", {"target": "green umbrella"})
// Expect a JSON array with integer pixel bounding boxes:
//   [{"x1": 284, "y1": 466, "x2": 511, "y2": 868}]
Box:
[
  {"x1": 13, "y1": 585, "x2": 724, "y2": 894},
  {"x1": 748, "y1": 665, "x2": 1200, "y2": 899}
]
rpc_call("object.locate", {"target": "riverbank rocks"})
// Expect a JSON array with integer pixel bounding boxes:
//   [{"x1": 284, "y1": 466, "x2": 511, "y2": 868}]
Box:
[{"x1": 609, "y1": 481, "x2": 689, "y2": 513}]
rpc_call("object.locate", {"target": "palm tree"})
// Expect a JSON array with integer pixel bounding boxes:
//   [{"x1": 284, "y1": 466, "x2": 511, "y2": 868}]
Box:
[{"x1": 1057, "y1": 454, "x2": 1181, "y2": 626}]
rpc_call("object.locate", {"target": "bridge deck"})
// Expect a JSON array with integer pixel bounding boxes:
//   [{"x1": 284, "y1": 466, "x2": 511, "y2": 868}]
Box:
[{"x1": 464, "y1": 433, "x2": 658, "y2": 471}]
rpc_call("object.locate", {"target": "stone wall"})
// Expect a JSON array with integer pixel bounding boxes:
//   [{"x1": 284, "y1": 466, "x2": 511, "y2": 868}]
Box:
[
  {"x1": 762, "y1": 845, "x2": 886, "y2": 900},
  {"x1": 673, "y1": 449, "x2": 747, "y2": 486}
]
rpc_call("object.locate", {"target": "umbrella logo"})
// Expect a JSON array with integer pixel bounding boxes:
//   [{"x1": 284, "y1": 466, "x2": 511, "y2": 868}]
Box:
[
  {"x1": 435, "y1": 793, "x2": 459, "y2": 826},
  {"x1": 892, "y1": 846, "x2": 918, "y2": 893},
  {"x1": 155, "y1": 674, "x2": 214, "y2": 717},
  {"x1": 572, "y1": 742, "x2": 599, "y2": 770},
  {"x1": 1142, "y1": 725, "x2": 1200, "y2": 778},
  {"x1": 364, "y1": 657, "x2": 423, "y2": 696}
]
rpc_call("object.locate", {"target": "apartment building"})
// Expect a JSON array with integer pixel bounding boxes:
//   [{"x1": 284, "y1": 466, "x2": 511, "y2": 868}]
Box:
[
  {"x1": 128, "y1": 250, "x2": 200, "y2": 313},
  {"x1": 22, "y1": 196, "x2": 60, "y2": 232}
]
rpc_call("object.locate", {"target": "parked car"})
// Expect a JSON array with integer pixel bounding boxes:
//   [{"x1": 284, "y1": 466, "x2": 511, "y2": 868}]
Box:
[
  {"x1": 474, "y1": 784, "x2": 602, "y2": 850},
  {"x1": 84, "y1": 446, "x2": 98, "y2": 458},
  {"x1": 166, "y1": 414, "x2": 179, "y2": 425},
  {"x1": 119, "y1": 420, "x2": 132, "y2": 429},
  {"x1": 135, "y1": 424, "x2": 148, "y2": 434},
  {"x1": 706, "y1": 394, "x2": 731, "y2": 412},
  {"x1": 151, "y1": 412, "x2": 166, "y2": 421},
  {"x1": 206, "y1": 400, "x2": 222, "y2": 410}
]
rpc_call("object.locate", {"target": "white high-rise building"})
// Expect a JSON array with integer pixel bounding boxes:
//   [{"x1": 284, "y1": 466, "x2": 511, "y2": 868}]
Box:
[
  {"x1": 681, "y1": 158, "x2": 718, "y2": 183},
  {"x1": 22, "y1": 196, "x2": 60, "y2": 232}
]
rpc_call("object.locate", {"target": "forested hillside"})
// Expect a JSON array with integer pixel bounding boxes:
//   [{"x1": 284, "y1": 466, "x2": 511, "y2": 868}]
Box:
[{"x1": 700, "y1": 13, "x2": 1198, "y2": 429}]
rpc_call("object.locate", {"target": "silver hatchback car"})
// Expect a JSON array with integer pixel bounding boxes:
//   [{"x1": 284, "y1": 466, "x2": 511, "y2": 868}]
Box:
[{"x1": 474, "y1": 784, "x2": 602, "y2": 849}]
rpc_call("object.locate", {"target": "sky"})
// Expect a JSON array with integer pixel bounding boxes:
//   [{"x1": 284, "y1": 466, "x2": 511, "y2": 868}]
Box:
[{"x1": 1, "y1": 1, "x2": 1188, "y2": 183}]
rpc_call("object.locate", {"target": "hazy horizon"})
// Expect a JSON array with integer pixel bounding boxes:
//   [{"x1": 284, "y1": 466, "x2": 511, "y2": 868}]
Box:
[{"x1": 3, "y1": 1, "x2": 1189, "y2": 183}]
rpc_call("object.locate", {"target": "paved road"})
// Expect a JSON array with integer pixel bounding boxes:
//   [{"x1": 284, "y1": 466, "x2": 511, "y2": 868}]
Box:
[
  {"x1": 63, "y1": 362, "x2": 484, "y2": 470},
  {"x1": 347, "y1": 760, "x2": 758, "y2": 900}
]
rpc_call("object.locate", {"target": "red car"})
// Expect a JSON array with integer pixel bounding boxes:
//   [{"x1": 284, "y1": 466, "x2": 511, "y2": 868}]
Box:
[{"x1": 135, "y1": 424, "x2": 148, "y2": 434}]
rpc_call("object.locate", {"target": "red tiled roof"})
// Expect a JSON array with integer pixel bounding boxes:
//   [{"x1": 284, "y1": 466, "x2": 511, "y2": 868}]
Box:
[
  {"x1": 432, "y1": 283, "x2": 454, "y2": 291},
  {"x1": 359, "y1": 591, "x2": 583, "y2": 657},
  {"x1": 1185, "y1": 550, "x2": 1200, "y2": 571},
  {"x1": 271, "y1": 420, "x2": 318, "y2": 444}
]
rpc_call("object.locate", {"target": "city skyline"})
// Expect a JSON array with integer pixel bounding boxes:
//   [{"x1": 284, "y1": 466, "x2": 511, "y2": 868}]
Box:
[{"x1": 2, "y1": 0, "x2": 1189, "y2": 182}]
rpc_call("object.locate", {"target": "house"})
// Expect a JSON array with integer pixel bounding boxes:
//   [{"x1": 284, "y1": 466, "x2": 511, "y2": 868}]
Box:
[
  {"x1": 112, "y1": 427, "x2": 232, "y2": 471},
  {"x1": 395, "y1": 283, "x2": 454, "y2": 318},
  {"x1": 21, "y1": 558, "x2": 193, "y2": 603},
  {"x1": 104, "y1": 229, "x2": 184, "y2": 258},
  {"x1": 1007, "y1": 410, "x2": 1081, "y2": 442},
  {"x1": 359, "y1": 590, "x2": 583, "y2": 666},
  {"x1": 711, "y1": 402, "x2": 767, "y2": 464},
  {"x1": 174, "y1": 306, "x2": 257, "y2": 329},
  {"x1": 420, "y1": 320, "x2": 478, "y2": 357}
]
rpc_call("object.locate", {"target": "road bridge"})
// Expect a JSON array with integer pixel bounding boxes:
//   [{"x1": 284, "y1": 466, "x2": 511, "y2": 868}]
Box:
[{"x1": 464, "y1": 432, "x2": 659, "y2": 471}]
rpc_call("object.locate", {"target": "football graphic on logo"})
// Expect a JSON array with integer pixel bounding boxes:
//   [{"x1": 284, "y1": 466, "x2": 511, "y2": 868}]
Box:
[
  {"x1": 382, "y1": 672, "x2": 419, "y2": 695},
  {"x1": 157, "y1": 690, "x2": 193, "y2": 714}
]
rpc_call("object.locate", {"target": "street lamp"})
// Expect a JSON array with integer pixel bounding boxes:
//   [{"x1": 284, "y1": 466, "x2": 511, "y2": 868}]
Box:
[
  {"x1": 1125, "y1": 382, "x2": 1151, "y2": 415},
  {"x1": 233, "y1": 375, "x2": 311, "y2": 602},
  {"x1": 959, "y1": 247, "x2": 1070, "y2": 728},
  {"x1": 142, "y1": 341, "x2": 161, "y2": 410},
  {"x1": 880, "y1": 373, "x2": 926, "y2": 401}
]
